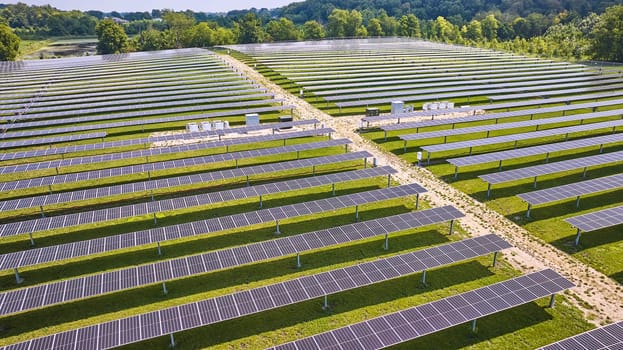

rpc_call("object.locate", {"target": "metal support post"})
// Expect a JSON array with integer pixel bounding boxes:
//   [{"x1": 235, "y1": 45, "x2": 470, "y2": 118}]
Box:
[
  {"x1": 486, "y1": 183, "x2": 492, "y2": 199},
  {"x1": 469, "y1": 147, "x2": 473, "y2": 156},
  {"x1": 384, "y1": 233, "x2": 389, "y2": 251},
  {"x1": 296, "y1": 253, "x2": 301, "y2": 268},
  {"x1": 387, "y1": 174, "x2": 391, "y2": 188},
  {"x1": 582, "y1": 167, "x2": 588, "y2": 177},
  {"x1": 599, "y1": 144, "x2": 604, "y2": 154},
  {"x1": 384, "y1": 131, "x2": 388, "y2": 141},
  {"x1": 492, "y1": 251, "x2": 499, "y2": 267},
  {"x1": 55, "y1": 166, "x2": 59, "y2": 175},
  {"x1": 29, "y1": 232, "x2": 35, "y2": 246},
  {"x1": 275, "y1": 220, "x2": 281, "y2": 235},
  {"x1": 372, "y1": 157, "x2": 377, "y2": 168},
  {"x1": 48, "y1": 185, "x2": 53, "y2": 194},
  {"x1": 148, "y1": 170, "x2": 151, "y2": 181},
  {"x1": 355, "y1": 205, "x2": 359, "y2": 222},
  {"x1": 421, "y1": 270, "x2": 427, "y2": 286},
  {"x1": 471, "y1": 319, "x2": 477, "y2": 333},
  {"x1": 162, "y1": 282, "x2": 168, "y2": 295},
  {"x1": 14, "y1": 268, "x2": 24, "y2": 284},
  {"x1": 574, "y1": 228, "x2": 582, "y2": 246},
  {"x1": 157, "y1": 242, "x2": 162, "y2": 256},
  {"x1": 533, "y1": 176, "x2": 538, "y2": 189},
  {"x1": 153, "y1": 213, "x2": 157, "y2": 224},
  {"x1": 246, "y1": 175, "x2": 250, "y2": 186},
  {"x1": 296, "y1": 150, "x2": 300, "y2": 160},
  {"x1": 453, "y1": 166, "x2": 459, "y2": 180},
  {"x1": 427, "y1": 153, "x2": 431, "y2": 165},
  {"x1": 403, "y1": 140, "x2": 407, "y2": 153},
  {"x1": 332, "y1": 183, "x2": 336, "y2": 196},
  {"x1": 526, "y1": 204, "x2": 532, "y2": 218},
  {"x1": 549, "y1": 294, "x2": 556, "y2": 308},
  {"x1": 235, "y1": 159, "x2": 238, "y2": 169},
  {"x1": 151, "y1": 191, "x2": 155, "y2": 202},
  {"x1": 312, "y1": 165, "x2": 316, "y2": 176},
  {"x1": 449, "y1": 219, "x2": 455, "y2": 235},
  {"x1": 344, "y1": 144, "x2": 348, "y2": 153},
  {"x1": 498, "y1": 160, "x2": 503, "y2": 171},
  {"x1": 415, "y1": 193, "x2": 420, "y2": 210},
  {"x1": 322, "y1": 295, "x2": 329, "y2": 310},
  {"x1": 170, "y1": 334, "x2": 176, "y2": 348},
  {"x1": 40, "y1": 206, "x2": 45, "y2": 218}
]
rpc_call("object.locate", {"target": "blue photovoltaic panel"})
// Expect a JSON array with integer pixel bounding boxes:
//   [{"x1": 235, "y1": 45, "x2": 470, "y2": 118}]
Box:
[
  {"x1": 479, "y1": 150, "x2": 623, "y2": 185},
  {"x1": 422, "y1": 119, "x2": 623, "y2": 154},
  {"x1": 0, "y1": 147, "x2": 362, "y2": 212},
  {"x1": 538, "y1": 320, "x2": 623, "y2": 350},
  {"x1": 268, "y1": 269, "x2": 573, "y2": 350},
  {"x1": 448, "y1": 133, "x2": 623, "y2": 168},
  {"x1": 0, "y1": 129, "x2": 335, "y2": 192},
  {"x1": 0, "y1": 118, "x2": 317, "y2": 161},
  {"x1": 0, "y1": 132, "x2": 107, "y2": 149},
  {"x1": 518, "y1": 173, "x2": 623, "y2": 206},
  {"x1": 565, "y1": 205, "x2": 623, "y2": 232},
  {"x1": 0, "y1": 120, "x2": 320, "y2": 175},
  {"x1": 0, "y1": 205, "x2": 465, "y2": 316},
  {"x1": 0, "y1": 234, "x2": 509, "y2": 349},
  {"x1": 0, "y1": 181, "x2": 425, "y2": 238}
]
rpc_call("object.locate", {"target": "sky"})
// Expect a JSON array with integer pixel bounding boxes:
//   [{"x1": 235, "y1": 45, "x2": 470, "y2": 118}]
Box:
[{"x1": 1, "y1": 0, "x2": 297, "y2": 12}]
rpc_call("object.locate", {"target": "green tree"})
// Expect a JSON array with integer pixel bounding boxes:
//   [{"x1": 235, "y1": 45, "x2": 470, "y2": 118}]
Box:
[
  {"x1": 431, "y1": 16, "x2": 460, "y2": 43},
  {"x1": 327, "y1": 9, "x2": 348, "y2": 37},
  {"x1": 367, "y1": 18, "x2": 384, "y2": 36},
  {"x1": 590, "y1": 5, "x2": 623, "y2": 61},
  {"x1": 135, "y1": 28, "x2": 166, "y2": 51},
  {"x1": 399, "y1": 14, "x2": 421, "y2": 37},
  {"x1": 186, "y1": 22, "x2": 214, "y2": 47},
  {"x1": 378, "y1": 10, "x2": 399, "y2": 36},
  {"x1": 162, "y1": 11, "x2": 195, "y2": 48},
  {"x1": 238, "y1": 12, "x2": 265, "y2": 43},
  {"x1": 481, "y1": 14, "x2": 499, "y2": 41},
  {"x1": 0, "y1": 24, "x2": 20, "y2": 61},
  {"x1": 95, "y1": 19, "x2": 129, "y2": 54},
  {"x1": 266, "y1": 17, "x2": 301, "y2": 41},
  {"x1": 302, "y1": 20, "x2": 325, "y2": 39},
  {"x1": 463, "y1": 19, "x2": 483, "y2": 41}
]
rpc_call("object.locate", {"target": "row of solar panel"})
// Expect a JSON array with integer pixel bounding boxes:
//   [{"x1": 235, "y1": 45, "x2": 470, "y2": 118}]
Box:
[
  {"x1": 0, "y1": 132, "x2": 106, "y2": 150},
  {"x1": 0, "y1": 120, "x2": 319, "y2": 174},
  {"x1": 0, "y1": 205, "x2": 463, "y2": 316},
  {"x1": 0, "y1": 130, "x2": 337, "y2": 192},
  {"x1": 0, "y1": 117, "x2": 313, "y2": 161},
  {"x1": 0, "y1": 150, "x2": 368, "y2": 211},
  {"x1": 0, "y1": 104, "x2": 294, "y2": 140},
  {"x1": 0, "y1": 234, "x2": 514, "y2": 349}
]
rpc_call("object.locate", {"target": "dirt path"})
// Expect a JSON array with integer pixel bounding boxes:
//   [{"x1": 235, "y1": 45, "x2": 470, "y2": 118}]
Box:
[{"x1": 218, "y1": 53, "x2": 623, "y2": 325}]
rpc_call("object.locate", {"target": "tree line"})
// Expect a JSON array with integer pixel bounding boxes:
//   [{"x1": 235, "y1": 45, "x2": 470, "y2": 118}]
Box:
[{"x1": 0, "y1": 1, "x2": 622, "y2": 62}]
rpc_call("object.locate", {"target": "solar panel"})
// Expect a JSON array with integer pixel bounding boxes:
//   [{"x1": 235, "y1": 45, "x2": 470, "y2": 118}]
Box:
[
  {"x1": 0, "y1": 206, "x2": 466, "y2": 316},
  {"x1": 0, "y1": 150, "x2": 368, "y2": 212},
  {"x1": 0, "y1": 120, "x2": 319, "y2": 175},
  {"x1": 398, "y1": 108, "x2": 623, "y2": 142},
  {"x1": 324, "y1": 75, "x2": 616, "y2": 102},
  {"x1": 382, "y1": 100, "x2": 623, "y2": 132},
  {"x1": 422, "y1": 119, "x2": 623, "y2": 154},
  {"x1": 268, "y1": 269, "x2": 573, "y2": 350},
  {"x1": 448, "y1": 133, "x2": 623, "y2": 168},
  {"x1": 565, "y1": 205, "x2": 623, "y2": 232},
  {"x1": 0, "y1": 132, "x2": 107, "y2": 149},
  {"x1": 0, "y1": 118, "x2": 316, "y2": 161},
  {"x1": 362, "y1": 91, "x2": 623, "y2": 124},
  {"x1": 538, "y1": 320, "x2": 623, "y2": 350},
  {"x1": 0, "y1": 129, "x2": 334, "y2": 192},
  {"x1": 0, "y1": 181, "x2": 425, "y2": 238},
  {"x1": 0, "y1": 234, "x2": 510, "y2": 349},
  {"x1": 518, "y1": 173, "x2": 623, "y2": 206},
  {"x1": 479, "y1": 150, "x2": 623, "y2": 185}
]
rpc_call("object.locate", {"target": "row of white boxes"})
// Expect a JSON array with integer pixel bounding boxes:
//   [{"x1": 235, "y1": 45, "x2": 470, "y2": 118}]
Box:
[
  {"x1": 186, "y1": 120, "x2": 230, "y2": 132},
  {"x1": 423, "y1": 101, "x2": 455, "y2": 110}
]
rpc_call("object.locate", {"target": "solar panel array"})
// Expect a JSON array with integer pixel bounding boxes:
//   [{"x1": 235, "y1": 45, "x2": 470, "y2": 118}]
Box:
[
  {"x1": 538, "y1": 320, "x2": 623, "y2": 350},
  {"x1": 0, "y1": 132, "x2": 107, "y2": 149},
  {"x1": 0, "y1": 122, "x2": 323, "y2": 175},
  {"x1": 565, "y1": 205, "x2": 623, "y2": 232},
  {"x1": 269, "y1": 269, "x2": 574, "y2": 350},
  {"x1": 0, "y1": 151, "x2": 371, "y2": 211},
  {"x1": 518, "y1": 173, "x2": 623, "y2": 206},
  {"x1": 0, "y1": 118, "x2": 318, "y2": 161},
  {"x1": 0, "y1": 130, "x2": 339, "y2": 192},
  {"x1": 0, "y1": 182, "x2": 426, "y2": 238},
  {"x1": 448, "y1": 133, "x2": 623, "y2": 168},
  {"x1": 398, "y1": 108, "x2": 623, "y2": 142},
  {"x1": 479, "y1": 150, "x2": 623, "y2": 185},
  {"x1": 0, "y1": 205, "x2": 464, "y2": 316},
  {"x1": 421, "y1": 119, "x2": 623, "y2": 154},
  {"x1": 0, "y1": 234, "x2": 510, "y2": 349}
]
